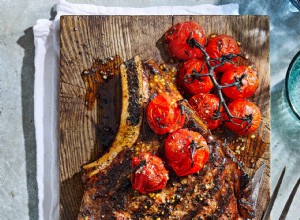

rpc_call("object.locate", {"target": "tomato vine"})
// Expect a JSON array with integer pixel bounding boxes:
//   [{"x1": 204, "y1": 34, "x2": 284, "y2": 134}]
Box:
[{"x1": 186, "y1": 36, "x2": 254, "y2": 131}]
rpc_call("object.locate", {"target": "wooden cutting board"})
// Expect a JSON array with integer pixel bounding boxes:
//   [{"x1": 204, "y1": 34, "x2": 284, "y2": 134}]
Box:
[{"x1": 60, "y1": 15, "x2": 270, "y2": 219}]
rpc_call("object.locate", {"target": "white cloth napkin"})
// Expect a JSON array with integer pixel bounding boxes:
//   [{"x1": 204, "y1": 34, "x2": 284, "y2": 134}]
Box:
[{"x1": 33, "y1": 1, "x2": 239, "y2": 219}]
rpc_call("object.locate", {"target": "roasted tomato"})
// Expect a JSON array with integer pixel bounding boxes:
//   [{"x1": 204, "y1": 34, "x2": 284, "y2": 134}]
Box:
[
  {"x1": 131, "y1": 153, "x2": 169, "y2": 194},
  {"x1": 165, "y1": 129, "x2": 209, "y2": 176},
  {"x1": 224, "y1": 99, "x2": 261, "y2": 135},
  {"x1": 206, "y1": 34, "x2": 241, "y2": 73},
  {"x1": 178, "y1": 59, "x2": 214, "y2": 95},
  {"x1": 147, "y1": 94, "x2": 185, "y2": 135},
  {"x1": 189, "y1": 93, "x2": 223, "y2": 130},
  {"x1": 221, "y1": 66, "x2": 259, "y2": 100},
  {"x1": 165, "y1": 21, "x2": 206, "y2": 61}
]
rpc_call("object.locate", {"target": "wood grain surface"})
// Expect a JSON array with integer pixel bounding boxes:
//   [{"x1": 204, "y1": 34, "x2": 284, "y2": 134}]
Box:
[{"x1": 60, "y1": 15, "x2": 270, "y2": 219}]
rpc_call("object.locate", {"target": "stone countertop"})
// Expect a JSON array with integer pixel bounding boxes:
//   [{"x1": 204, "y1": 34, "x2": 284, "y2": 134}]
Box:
[{"x1": 0, "y1": 0, "x2": 299, "y2": 219}]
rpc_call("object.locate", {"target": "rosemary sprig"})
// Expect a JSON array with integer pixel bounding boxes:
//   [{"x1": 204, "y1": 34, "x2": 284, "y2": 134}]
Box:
[{"x1": 188, "y1": 140, "x2": 205, "y2": 168}]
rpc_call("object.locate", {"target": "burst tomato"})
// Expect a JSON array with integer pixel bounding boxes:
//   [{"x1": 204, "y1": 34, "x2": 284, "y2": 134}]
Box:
[
  {"x1": 164, "y1": 129, "x2": 209, "y2": 176},
  {"x1": 165, "y1": 21, "x2": 206, "y2": 61},
  {"x1": 189, "y1": 93, "x2": 223, "y2": 130},
  {"x1": 178, "y1": 59, "x2": 214, "y2": 95},
  {"x1": 224, "y1": 99, "x2": 261, "y2": 135},
  {"x1": 221, "y1": 66, "x2": 259, "y2": 100},
  {"x1": 206, "y1": 34, "x2": 241, "y2": 73},
  {"x1": 131, "y1": 153, "x2": 169, "y2": 194},
  {"x1": 147, "y1": 94, "x2": 185, "y2": 135}
]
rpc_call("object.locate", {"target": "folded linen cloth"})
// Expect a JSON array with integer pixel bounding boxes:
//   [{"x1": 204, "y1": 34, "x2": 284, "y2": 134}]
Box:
[{"x1": 33, "y1": 1, "x2": 239, "y2": 219}]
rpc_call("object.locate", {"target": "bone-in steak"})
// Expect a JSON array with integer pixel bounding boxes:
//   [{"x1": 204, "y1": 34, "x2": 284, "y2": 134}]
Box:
[{"x1": 78, "y1": 56, "x2": 255, "y2": 220}]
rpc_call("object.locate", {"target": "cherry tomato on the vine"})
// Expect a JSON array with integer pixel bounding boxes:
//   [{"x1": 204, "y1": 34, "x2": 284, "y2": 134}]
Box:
[
  {"x1": 147, "y1": 94, "x2": 185, "y2": 135},
  {"x1": 164, "y1": 129, "x2": 209, "y2": 176},
  {"x1": 224, "y1": 99, "x2": 261, "y2": 135},
  {"x1": 189, "y1": 93, "x2": 223, "y2": 130},
  {"x1": 131, "y1": 153, "x2": 169, "y2": 194},
  {"x1": 178, "y1": 59, "x2": 214, "y2": 95},
  {"x1": 165, "y1": 21, "x2": 206, "y2": 61},
  {"x1": 221, "y1": 66, "x2": 259, "y2": 100},
  {"x1": 206, "y1": 34, "x2": 241, "y2": 73}
]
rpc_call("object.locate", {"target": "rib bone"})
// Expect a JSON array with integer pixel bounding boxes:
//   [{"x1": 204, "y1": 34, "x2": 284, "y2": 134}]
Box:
[{"x1": 82, "y1": 55, "x2": 144, "y2": 182}]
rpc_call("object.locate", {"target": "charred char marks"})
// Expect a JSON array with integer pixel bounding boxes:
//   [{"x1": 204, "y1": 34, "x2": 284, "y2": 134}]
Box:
[
  {"x1": 81, "y1": 209, "x2": 93, "y2": 218},
  {"x1": 107, "y1": 151, "x2": 132, "y2": 211},
  {"x1": 211, "y1": 164, "x2": 226, "y2": 194},
  {"x1": 132, "y1": 211, "x2": 145, "y2": 219},
  {"x1": 104, "y1": 149, "x2": 132, "y2": 191},
  {"x1": 206, "y1": 214, "x2": 219, "y2": 220},
  {"x1": 240, "y1": 172, "x2": 251, "y2": 192},
  {"x1": 183, "y1": 210, "x2": 198, "y2": 220},
  {"x1": 182, "y1": 148, "x2": 227, "y2": 219},
  {"x1": 176, "y1": 183, "x2": 189, "y2": 194},
  {"x1": 215, "y1": 187, "x2": 233, "y2": 217},
  {"x1": 145, "y1": 63, "x2": 160, "y2": 75},
  {"x1": 125, "y1": 60, "x2": 141, "y2": 126},
  {"x1": 90, "y1": 149, "x2": 132, "y2": 215}
]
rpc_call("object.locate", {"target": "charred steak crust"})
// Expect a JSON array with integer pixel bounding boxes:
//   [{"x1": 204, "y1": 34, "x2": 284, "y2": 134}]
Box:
[
  {"x1": 80, "y1": 149, "x2": 133, "y2": 219},
  {"x1": 78, "y1": 56, "x2": 255, "y2": 220},
  {"x1": 125, "y1": 60, "x2": 142, "y2": 126}
]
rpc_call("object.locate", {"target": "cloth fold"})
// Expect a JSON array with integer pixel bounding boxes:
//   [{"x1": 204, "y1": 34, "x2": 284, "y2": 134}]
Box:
[{"x1": 33, "y1": 0, "x2": 239, "y2": 219}]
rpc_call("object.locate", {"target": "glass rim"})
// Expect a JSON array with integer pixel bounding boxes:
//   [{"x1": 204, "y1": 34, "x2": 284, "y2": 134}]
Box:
[
  {"x1": 290, "y1": 0, "x2": 300, "y2": 11},
  {"x1": 285, "y1": 50, "x2": 300, "y2": 120}
]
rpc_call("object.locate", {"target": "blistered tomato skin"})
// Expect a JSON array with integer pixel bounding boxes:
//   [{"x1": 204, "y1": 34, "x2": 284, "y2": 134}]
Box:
[
  {"x1": 221, "y1": 66, "x2": 259, "y2": 100},
  {"x1": 206, "y1": 34, "x2": 241, "y2": 73},
  {"x1": 178, "y1": 59, "x2": 214, "y2": 95},
  {"x1": 146, "y1": 94, "x2": 185, "y2": 135},
  {"x1": 131, "y1": 153, "x2": 169, "y2": 194},
  {"x1": 165, "y1": 21, "x2": 206, "y2": 61},
  {"x1": 224, "y1": 99, "x2": 261, "y2": 135},
  {"x1": 164, "y1": 129, "x2": 209, "y2": 176},
  {"x1": 189, "y1": 93, "x2": 223, "y2": 130}
]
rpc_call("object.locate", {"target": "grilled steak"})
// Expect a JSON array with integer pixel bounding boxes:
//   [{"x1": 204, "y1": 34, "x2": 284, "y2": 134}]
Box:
[{"x1": 78, "y1": 56, "x2": 255, "y2": 220}]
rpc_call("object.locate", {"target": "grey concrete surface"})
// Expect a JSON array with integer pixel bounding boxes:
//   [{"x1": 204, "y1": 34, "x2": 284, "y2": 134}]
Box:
[
  {"x1": 0, "y1": 1, "x2": 57, "y2": 219},
  {"x1": 0, "y1": 0, "x2": 300, "y2": 219}
]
